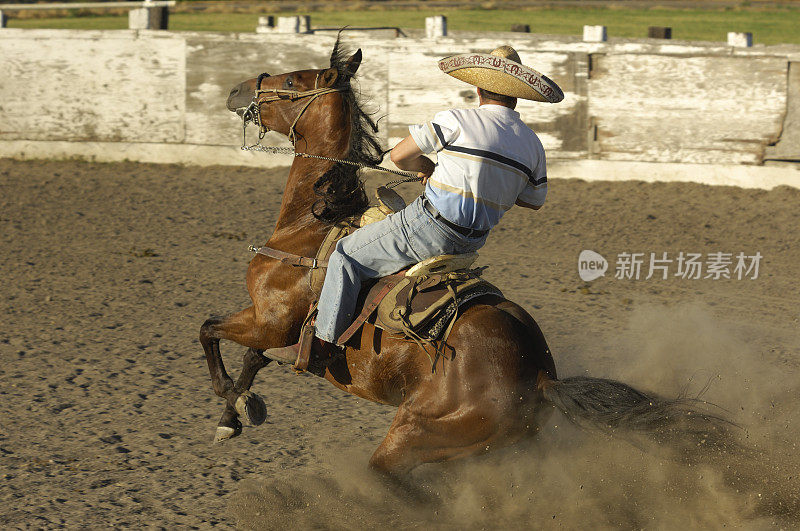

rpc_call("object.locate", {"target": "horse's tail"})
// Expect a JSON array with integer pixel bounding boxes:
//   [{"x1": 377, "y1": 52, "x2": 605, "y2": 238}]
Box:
[{"x1": 540, "y1": 376, "x2": 740, "y2": 454}]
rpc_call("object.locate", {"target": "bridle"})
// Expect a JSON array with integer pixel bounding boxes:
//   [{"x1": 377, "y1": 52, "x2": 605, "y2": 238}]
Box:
[
  {"x1": 239, "y1": 70, "x2": 420, "y2": 183},
  {"x1": 241, "y1": 71, "x2": 344, "y2": 147}
]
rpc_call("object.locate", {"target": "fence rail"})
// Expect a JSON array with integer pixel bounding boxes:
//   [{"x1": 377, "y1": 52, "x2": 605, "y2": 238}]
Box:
[
  {"x1": 311, "y1": 26, "x2": 407, "y2": 37},
  {"x1": 0, "y1": 1, "x2": 175, "y2": 10}
]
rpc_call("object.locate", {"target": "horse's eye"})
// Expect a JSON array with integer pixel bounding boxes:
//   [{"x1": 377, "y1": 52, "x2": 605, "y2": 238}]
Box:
[{"x1": 286, "y1": 79, "x2": 293, "y2": 88}]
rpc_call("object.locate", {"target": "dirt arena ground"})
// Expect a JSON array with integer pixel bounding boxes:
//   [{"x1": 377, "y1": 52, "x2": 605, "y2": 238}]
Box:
[{"x1": 1, "y1": 158, "x2": 798, "y2": 529}]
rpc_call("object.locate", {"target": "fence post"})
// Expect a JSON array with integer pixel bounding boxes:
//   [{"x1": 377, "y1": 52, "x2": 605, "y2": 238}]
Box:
[
  {"x1": 276, "y1": 16, "x2": 311, "y2": 34},
  {"x1": 298, "y1": 15, "x2": 310, "y2": 34},
  {"x1": 583, "y1": 25, "x2": 607, "y2": 42},
  {"x1": 728, "y1": 32, "x2": 753, "y2": 47},
  {"x1": 129, "y1": 8, "x2": 148, "y2": 29},
  {"x1": 425, "y1": 15, "x2": 447, "y2": 38},
  {"x1": 256, "y1": 15, "x2": 275, "y2": 33},
  {"x1": 129, "y1": 2, "x2": 168, "y2": 30},
  {"x1": 648, "y1": 26, "x2": 672, "y2": 39},
  {"x1": 0, "y1": 10, "x2": 7, "y2": 29}
]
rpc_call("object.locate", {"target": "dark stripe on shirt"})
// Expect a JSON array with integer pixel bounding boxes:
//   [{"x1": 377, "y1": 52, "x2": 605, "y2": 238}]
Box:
[
  {"x1": 431, "y1": 122, "x2": 448, "y2": 150},
  {"x1": 442, "y1": 144, "x2": 547, "y2": 186}
]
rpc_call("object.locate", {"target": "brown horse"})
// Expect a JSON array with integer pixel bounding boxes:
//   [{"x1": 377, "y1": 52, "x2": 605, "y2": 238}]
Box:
[{"x1": 202, "y1": 39, "x2": 733, "y2": 479}]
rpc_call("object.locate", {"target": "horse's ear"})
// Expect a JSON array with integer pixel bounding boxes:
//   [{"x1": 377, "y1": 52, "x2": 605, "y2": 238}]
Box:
[
  {"x1": 319, "y1": 67, "x2": 339, "y2": 88},
  {"x1": 343, "y1": 49, "x2": 362, "y2": 80}
]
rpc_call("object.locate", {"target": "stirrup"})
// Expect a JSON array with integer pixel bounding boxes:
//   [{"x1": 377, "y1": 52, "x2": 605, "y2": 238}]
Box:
[{"x1": 293, "y1": 320, "x2": 317, "y2": 373}]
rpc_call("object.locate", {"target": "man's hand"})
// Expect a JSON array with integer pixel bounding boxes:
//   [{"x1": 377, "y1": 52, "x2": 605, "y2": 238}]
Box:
[
  {"x1": 390, "y1": 135, "x2": 435, "y2": 185},
  {"x1": 418, "y1": 169, "x2": 433, "y2": 186}
]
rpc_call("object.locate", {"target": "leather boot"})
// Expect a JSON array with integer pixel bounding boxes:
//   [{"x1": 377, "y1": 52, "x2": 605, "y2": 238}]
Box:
[
  {"x1": 263, "y1": 337, "x2": 342, "y2": 365},
  {"x1": 262, "y1": 343, "x2": 299, "y2": 364}
]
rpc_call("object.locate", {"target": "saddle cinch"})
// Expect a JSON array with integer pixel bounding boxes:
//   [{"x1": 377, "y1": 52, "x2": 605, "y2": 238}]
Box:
[{"x1": 258, "y1": 187, "x2": 502, "y2": 372}]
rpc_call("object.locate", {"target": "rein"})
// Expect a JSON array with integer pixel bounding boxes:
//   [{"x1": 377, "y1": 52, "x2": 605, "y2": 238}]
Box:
[{"x1": 239, "y1": 72, "x2": 421, "y2": 188}]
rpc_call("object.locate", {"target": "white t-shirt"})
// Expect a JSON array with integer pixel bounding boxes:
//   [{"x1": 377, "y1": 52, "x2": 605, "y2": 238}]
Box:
[{"x1": 409, "y1": 104, "x2": 547, "y2": 230}]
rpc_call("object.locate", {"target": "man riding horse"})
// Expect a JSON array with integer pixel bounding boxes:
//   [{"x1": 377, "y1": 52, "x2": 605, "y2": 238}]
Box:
[
  {"x1": 266, "y1": 45, "x2": 564, "y2": 362},
  {"x1": 209, "y1": 39, "x2": 733, "y2": 475}
]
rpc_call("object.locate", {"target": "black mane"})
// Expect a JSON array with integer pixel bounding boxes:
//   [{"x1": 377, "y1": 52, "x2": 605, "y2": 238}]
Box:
[{"x1": 311, "y1": 37, "x2": 384, "y2": 224}]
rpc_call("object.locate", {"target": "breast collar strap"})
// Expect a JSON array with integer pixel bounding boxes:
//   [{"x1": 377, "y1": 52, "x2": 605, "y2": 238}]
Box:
[
  {"x1": 249, "y1": 71, "x2": 344, "y2": 146},
  {"x1": 248, "y1": 245, "x2": 328, "y2": 269}
]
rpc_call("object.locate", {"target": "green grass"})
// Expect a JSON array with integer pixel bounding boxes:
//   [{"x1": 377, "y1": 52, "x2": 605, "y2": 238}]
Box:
[{"x1": 8, "y1": 7, "x2": 800, "y2": 45}]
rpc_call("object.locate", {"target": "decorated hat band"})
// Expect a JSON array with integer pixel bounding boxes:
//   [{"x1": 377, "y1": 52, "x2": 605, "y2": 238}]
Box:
[{"x1": 438, "y1": 47, "x2": 564, "y2": 104}]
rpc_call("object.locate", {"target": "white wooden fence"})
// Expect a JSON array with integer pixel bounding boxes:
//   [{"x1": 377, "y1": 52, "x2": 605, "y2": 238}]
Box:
[
  {"x1": 0, "y1": 28, "x2": 798, "y2": 187},
  {"x1": 0, "y1": 1, "x2": 174, "y2": 29}
]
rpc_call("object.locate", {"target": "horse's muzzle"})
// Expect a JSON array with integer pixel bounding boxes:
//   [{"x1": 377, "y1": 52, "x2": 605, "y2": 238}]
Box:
[{"x1": 227, "y1": 82, "x2": 253, "y2": 112}]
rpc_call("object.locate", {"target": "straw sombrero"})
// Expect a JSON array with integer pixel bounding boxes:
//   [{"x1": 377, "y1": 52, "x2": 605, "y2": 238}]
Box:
[{"x1": 438, "y1": 45, "x2": 564, "y2": 103}]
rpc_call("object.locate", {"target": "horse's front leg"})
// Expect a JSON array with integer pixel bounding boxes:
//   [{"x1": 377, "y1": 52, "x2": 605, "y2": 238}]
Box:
[
  {"x1": 199, "y1": 306, "x2": 272, "y2": 438},
  {"x1": 215, "y1": 347, "x2": 272, "y2": 443}
]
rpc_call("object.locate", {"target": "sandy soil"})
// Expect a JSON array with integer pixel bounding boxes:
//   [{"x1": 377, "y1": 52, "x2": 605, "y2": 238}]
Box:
[{"x1": 1, "y1": 158, "x2": 798, "y2": 529}]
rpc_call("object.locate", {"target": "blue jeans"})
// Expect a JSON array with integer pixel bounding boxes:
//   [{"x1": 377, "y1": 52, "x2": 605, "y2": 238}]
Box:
[{"x1": 315, "y1": 196, "x2": 488, "y2": 344}]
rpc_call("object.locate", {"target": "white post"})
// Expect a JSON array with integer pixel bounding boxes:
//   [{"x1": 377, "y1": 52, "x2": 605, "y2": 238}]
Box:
[
  {"x1": 583, "y1": 25, "x2": 607, "y2": 42},
  {"x1": 275, "y1": 16, "x2": 311, "y2": 34},
  {"x1": 728, "y1": 32, "x2": 753, "y2": 47},
  {"x1": 298, "y1": 15, "x2": 310, "y2": 34},
  {"x1": 277, "y1": 16, "x2": 304, "y2": 33},
  {"x1": 128, "y1": 3, "x2": 168, "y2": 30},
  {"x1": 129, "y1": 7, "x2": 150, "y2": 29},
  {"x1": 256, "y1": 15, "x2": 275, "y2": 33},
  {"x1": 276, "y1": 16, "x2": 297, "y2": 33},
  {"x1": 425, "y1": 15, "x2": 447, "y2": 38}
]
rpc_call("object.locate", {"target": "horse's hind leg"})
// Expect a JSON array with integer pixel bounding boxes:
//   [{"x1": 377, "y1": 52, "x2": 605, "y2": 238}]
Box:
[
  {"x1": 369, "y1": 403, "x2": 497, "y2": 477},
  {"x1": 215, "y1": 347, "x2": 272, "y2": 443}
]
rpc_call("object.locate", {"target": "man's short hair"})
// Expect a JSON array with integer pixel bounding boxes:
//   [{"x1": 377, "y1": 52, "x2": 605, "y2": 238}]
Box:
[{"x1": 478, "y1": 88, "x2": 517, "y2": 107}]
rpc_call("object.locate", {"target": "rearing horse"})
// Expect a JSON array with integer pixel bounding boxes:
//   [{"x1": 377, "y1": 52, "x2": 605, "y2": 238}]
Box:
[{"x1": 202, "y1": 39, "x2": 733, "y2": 478}]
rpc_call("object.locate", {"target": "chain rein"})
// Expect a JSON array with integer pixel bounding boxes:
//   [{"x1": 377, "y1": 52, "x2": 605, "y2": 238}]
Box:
[{"x1": 240, "y1": 74, "x2": 421, "y2": 189}]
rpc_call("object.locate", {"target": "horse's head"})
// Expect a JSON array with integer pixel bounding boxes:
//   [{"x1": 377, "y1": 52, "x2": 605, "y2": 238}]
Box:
[
  {"x1": 227, "y1": 40, "x2": 381, "y2": 224},
  {"x1": 226, "y1": 47, "x2": 363, "y2": 144}
]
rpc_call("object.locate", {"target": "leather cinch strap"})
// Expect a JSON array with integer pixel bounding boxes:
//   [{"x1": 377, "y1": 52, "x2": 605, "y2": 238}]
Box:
[{"x1": 249, "y1": 245, "x2": 328, "y2": 269}]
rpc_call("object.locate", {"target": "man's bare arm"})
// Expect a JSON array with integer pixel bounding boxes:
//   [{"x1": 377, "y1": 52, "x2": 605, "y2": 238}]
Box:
[
  {"x1": 515, "y1": 198, "x2": 542, "y2": 210},
  {"x1": 390, "y1": 136, "x2": 436, "y2": 184}
]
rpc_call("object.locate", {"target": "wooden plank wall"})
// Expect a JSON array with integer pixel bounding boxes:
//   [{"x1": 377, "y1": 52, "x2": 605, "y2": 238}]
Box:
[
  {"x1": 0, "y1": 31, "x2": 185, "y2": 143},
  {"x1": 764, "y1": 62, "x2": 800, "y2": 162},
  {"x1": 589, "y1": 54, "x2": 788, "y2": 164},
  {"x1": 0, "y1": 29, "x2": 795, "y2": 168}
]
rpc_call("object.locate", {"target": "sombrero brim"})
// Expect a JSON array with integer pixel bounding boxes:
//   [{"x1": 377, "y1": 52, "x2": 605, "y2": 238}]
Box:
[{"x1": 439, "y1": 53, "x2": 564, "y2": 103}]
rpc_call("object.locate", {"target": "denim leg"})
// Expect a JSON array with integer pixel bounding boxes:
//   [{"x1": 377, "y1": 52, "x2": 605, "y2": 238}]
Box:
[
  {"x1": 314, "y1": 248, "x2": 364, "y2": 343},
  {"x1": 315, "y1": 209, "x2": 422, "y2": 343}
]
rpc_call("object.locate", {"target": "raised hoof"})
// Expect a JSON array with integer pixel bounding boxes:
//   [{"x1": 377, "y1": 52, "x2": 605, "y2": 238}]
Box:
[
  {"x1": 214, "y1": 424, "x2": 241, "y2": 444},
  {"x1": 235, "y1": 390, "x2": 268, "y2": 426}
]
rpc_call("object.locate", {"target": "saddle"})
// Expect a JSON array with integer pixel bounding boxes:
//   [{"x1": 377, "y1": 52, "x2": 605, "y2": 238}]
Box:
[
  {"x1": 336, "y1": 256, "x2": 496, "y2": 338},
  {"x1": 255, "y1": 187, "x2": 502, "y2": 372}
]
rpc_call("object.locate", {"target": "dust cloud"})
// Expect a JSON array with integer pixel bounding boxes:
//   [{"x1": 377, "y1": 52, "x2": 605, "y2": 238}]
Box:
[{"x1": 230, "y1": 303, "x2": 800, "y2": 530}]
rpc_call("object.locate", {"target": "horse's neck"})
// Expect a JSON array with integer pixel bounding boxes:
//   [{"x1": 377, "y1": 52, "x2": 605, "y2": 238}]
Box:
[{"x1": 270, "y1": 106, "x2": 352, "y2": 253}]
